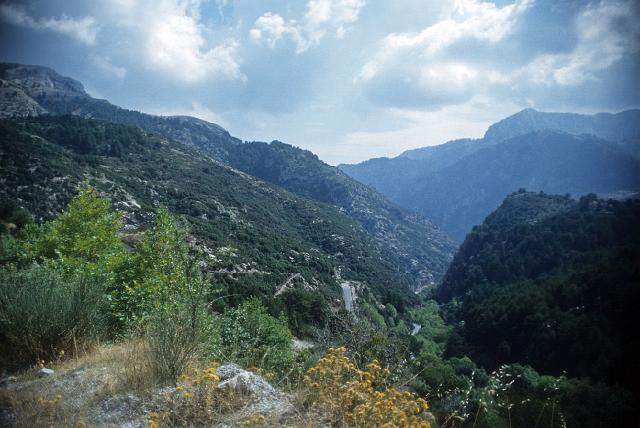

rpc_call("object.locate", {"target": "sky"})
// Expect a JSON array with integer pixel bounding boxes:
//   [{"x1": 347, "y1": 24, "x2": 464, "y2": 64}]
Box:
[{"x1": 1, "y1": 0, "x2": 639, "y2": 165}]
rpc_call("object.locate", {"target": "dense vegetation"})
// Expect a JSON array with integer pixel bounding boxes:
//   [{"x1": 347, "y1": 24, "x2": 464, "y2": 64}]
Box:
[
  {"x1": 0, "y1": 115, "x2": 424, "y2": 318},
  {"x1": 2, "y1": 187, "x2": 638, "y2": 427},
  {"x1": 222, "y1": 140, "x2": 455, "y2": 286},
  {"x1": 0, "y1": 62, "x2": 456, "y2": 289},
  {"x1": 0, "y1": 186, "x2": 440, "y2": 426},
  {"x1": 436, "y1": 191, "x2": 640, "y2": 423}
]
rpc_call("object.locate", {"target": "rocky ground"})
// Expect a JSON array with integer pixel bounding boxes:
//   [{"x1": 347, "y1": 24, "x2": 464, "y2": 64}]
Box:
[{"x1": 0, "y1": 342, "x2": 319, "y2": 428}]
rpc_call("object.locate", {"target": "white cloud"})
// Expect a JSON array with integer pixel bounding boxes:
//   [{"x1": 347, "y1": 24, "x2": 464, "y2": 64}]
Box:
[
  {"x1": 106, "y1": 0, "x2": 243, "y2": 83},
  {"x1": 305, "y1": 0, "x2": 365, "y2": 40},
  {"x1": 522, "y1": 0, "x2": 640, "y2": 86},
  {"x1": 147, "y1": 14, "x2": 241, "y2": 82},
  {"x1": 387, "y1": 0, "x2": 530, "y2": 55},
  {"x1": 0, "y1": 3, "x2": 97, "y2": 44},
  {"x1": 326, "y1": 98, "x2": 520, "y2": 164},
  {"x1": 250, "y1": 0, "x2": 366, "y2": 53},
  {"x1": 91, "y1": 55, "x2": 127, "y2": 80},
  {"x1": 358, "y1": 0, "x2": 531, "y2": 83},
  {"x1": 249, "y1": 12, "x2": 302, "y2": 49},
  {"x1": 418, "y1": 63, "x2": 478, "y2": 96},
  {"x1": 353, "y1": 0, "x2": 532, "y2": 110}
]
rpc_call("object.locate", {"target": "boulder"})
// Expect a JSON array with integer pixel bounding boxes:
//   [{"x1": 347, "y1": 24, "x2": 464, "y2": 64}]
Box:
[
  {"x1": 36, "y1": 368, "x2": 54, "y2": 377},
  {"x1": 216, "y1": 364, "x2": 294, "y2": 417}
]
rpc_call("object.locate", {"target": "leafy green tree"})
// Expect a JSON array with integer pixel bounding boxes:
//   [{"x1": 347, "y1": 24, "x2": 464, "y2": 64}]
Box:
[
  {"x1": 111, "y1": 208, "x2": 191, "y2": 324},
  {"x1": 25, "y1": 183, "x2": 125, "y2": 275},
  {"x1": 135, "y1": 208, "x2": 190, "y2": 303}
]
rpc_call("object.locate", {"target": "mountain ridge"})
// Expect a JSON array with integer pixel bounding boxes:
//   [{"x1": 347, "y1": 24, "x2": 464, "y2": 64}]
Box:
[
  {"x1": 0, "y1": 62, "x2": 455, "y2": 288},
  {"x1": 340, "y1": 108, "x2": 640, "y2": 240},
  {"x1": 0, "y1": 114, "x2": 430, "y2": 324}
]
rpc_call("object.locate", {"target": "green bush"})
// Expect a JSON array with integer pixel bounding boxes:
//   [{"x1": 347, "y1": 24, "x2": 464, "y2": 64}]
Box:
[
  {"x1": 24, "y1": 184, "x2": 125, "y2": 274},
  {"x1": 214, "y1": 298, "x2": 294, "y2": 377},
  {"x1": 0, "y1": 265, "x2": 108, "y2": 369},
  {"x1": 145, "y1": 261, "x2": 212, "y2": 386},
  {"x1": 0, "y1": 234, "x2": 23, "y2": 266},
  {"x1": 0, "y1": 199, "x2": 31, "y2": 233},
  {"x1": 146, "y1": 303, "x2": 209, "y2": 386}
]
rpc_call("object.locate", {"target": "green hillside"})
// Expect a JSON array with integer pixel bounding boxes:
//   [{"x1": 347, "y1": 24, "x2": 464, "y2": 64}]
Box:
[
  {"x1": 0, "y1": 62, "x2": 456, "y2": 287},
  {"x1": 0, "y1": 115, "x2": 422, "y2": 331},
  {"x1": 438, "y1": 191, "x2": 640, "y2": 393}
]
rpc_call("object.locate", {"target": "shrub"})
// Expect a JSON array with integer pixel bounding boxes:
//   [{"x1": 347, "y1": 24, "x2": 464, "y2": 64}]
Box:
[
  {"x1": 0, "y1": 234, "x2": 23, "y2": 266},
  {"x1": 0, "y1": 265, "x2": 108, "y2": 369},
  {"x1": 146, "y1": 303, "x2": 209, "y2": 386},
  {"x1": 304, "y1": 347, "x2": 431, "y2": 427},
  {"x1": 316, "y1": 312, "x2": 412, "y2": 382},
  {"x1": 214, "y1": 298, "x2": 294, "y2": 378},
  {"x1": 147, "y1": 250, "x2": 211, "y2": 386},
  {"x1": 0, "y1": 199, "x2": 31, "y2": 233},
  {"x1": 149, "y1": 361, "x2": 251, "y2": 426}
]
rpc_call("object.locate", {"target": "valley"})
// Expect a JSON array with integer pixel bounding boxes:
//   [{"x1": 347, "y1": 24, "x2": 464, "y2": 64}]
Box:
[{"x1": 0, "y1": 63, "x2": 638, "y2": 428}]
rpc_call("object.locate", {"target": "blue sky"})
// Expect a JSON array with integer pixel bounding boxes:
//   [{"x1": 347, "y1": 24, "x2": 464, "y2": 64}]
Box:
[{"x1": 1, "y1": 0, "x2": 639, "y2": 164}]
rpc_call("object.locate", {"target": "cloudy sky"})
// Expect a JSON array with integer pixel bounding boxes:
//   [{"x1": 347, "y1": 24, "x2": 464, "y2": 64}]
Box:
[{"x1": 1, "y1": 0, "x2": 639, "y2": 164}]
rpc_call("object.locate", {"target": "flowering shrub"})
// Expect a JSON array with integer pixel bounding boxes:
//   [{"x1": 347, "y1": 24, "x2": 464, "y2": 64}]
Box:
[
  {"x1": 37, "y1": 394, "x2": 62, "y2": 427},
  {"x1": 242, "y1": 414, "x2": 268, "y2": 426},
  {"x1": 304, "y1": 347, "x2": 431, "y2": 427},
  {"x1": 152, "y1": 362, "x2": 243, "y2": 426}
]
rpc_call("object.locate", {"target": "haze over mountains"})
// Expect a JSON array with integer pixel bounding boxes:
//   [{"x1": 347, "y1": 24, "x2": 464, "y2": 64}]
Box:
[{"x1": 340, "y1": 108, "x2": 640, "y2": 240}]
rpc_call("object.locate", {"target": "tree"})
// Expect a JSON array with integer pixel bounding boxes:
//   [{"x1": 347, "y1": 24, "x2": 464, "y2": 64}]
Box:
[
  {"x1": 25, "y1": 183, "x2": 125, "y2": 275},
  {"x1": 111, "y1": 208, "x2": 195, "y2": 325}
]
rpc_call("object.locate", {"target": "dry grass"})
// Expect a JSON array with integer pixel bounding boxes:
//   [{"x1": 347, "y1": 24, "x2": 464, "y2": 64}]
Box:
[
  {"x1": 2, "y1": 342, "x2": 402, "y2": 427},
  {"x1": 0, "y1": 340, "x2": 152, "y2": 427},
  {"x1": 111, "y1": 338, "x2": 157, "y2": 395},
  {"x1": 0, "y1": 340, "x2": 290, "y2": 427}
]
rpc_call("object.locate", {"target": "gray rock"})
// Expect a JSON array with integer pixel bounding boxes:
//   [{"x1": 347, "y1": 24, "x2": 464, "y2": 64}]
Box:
[
  {"x1": 37, "y1": 368, "x2": 55, "y2": 377},
  {"x1": 0, "y1": 407, "x2": 16, "y2": 428},
  {"x1": 91, "y1": 394, "x2": 145, "y2": 427},
  {"x1": 0, "y1": 376, "x2": 17, "y2": 387},
  {"x1": 292, "y1": 338, "x2": 315, "y2": 353},
  {"x1": 217, "y1": 364, "x2": 294, "y2": 417}
]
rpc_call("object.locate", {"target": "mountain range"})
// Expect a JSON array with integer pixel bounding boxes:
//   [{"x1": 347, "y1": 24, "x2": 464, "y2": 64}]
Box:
[
  {"x1": 339, "y1": 108, "x2": 640, "y2": 240},
  {"x1": 0, "y1": 63, "x2": 456, "y2": 310}
]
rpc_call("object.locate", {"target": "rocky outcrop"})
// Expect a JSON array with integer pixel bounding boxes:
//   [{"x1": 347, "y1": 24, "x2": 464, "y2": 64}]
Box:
[{"x1": 216, "y1": 364, "x2": 294, "y2": 418}]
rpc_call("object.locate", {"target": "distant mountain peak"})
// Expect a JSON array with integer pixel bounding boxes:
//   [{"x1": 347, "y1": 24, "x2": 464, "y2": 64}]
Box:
[
  {"x1": 484, "y1": 108, "x2": 640, "y2": 143},
  {"x1": 0, "y1": 62, "x2": 87, "y2": 98},
  {"x1": 516, "y1": 107, "x2": 540, "y2": 114},
  {"x1": 341, "y1": 107, "x2": 640, "y2": 240}
]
